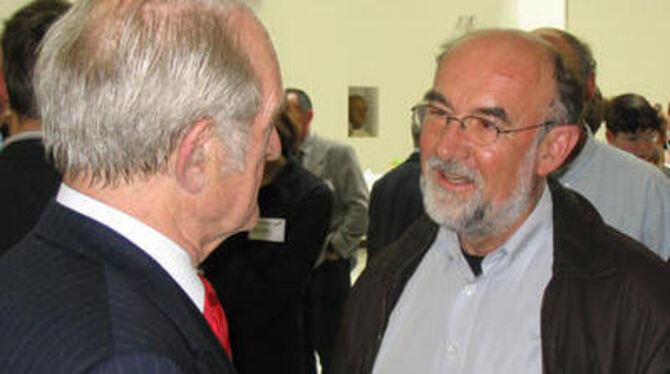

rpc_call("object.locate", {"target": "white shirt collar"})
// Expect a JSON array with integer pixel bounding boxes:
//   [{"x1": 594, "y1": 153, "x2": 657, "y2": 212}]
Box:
[
  {"x1": 56, "y1": 183, "x2": 205, "y2": 312},
  {"x1": 2, "y1": 130, "x2": 42, "y2": 148}
]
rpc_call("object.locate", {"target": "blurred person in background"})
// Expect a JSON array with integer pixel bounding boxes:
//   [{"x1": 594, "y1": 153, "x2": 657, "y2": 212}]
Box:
[
  {"x1": 0, "y1": 0, "x2": 67, "y2": 254},
  {"x1": 201, "y1": 112, "x2": 332, "y2": 374},
  {"x1": 604, "y1": 93, "x2": 666, "y2": 167}
]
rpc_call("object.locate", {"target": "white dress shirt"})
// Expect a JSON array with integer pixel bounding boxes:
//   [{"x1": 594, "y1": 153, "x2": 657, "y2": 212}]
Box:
[
  {"x1": 56, "y1": 184, "x2": 205, "y2": 312},
  {"x1": 373, "y1": 185, "x2": 554, "y2": 374}
]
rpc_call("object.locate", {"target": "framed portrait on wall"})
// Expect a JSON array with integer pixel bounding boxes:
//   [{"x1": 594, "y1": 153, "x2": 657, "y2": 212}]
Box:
[{"x1": 348, "y1": 86, "x2": 378, "y2": 137}]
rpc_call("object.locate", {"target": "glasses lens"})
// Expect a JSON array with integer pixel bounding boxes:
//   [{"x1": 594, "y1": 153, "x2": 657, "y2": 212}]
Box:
[{"x1": 463, "y1": 117, "x2": 497, "y2": 145}]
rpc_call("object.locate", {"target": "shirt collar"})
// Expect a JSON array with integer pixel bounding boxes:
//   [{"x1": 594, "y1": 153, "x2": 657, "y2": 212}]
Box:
[
  {"x1": 56, "y1": 183, "x2": 205, "y2": 312},
  {"x1": 496, "y1": 182, "x2": 553, "y2": 261},
  {"x1": 2, "y1": 130, "x2": 42, "y2": 148}
]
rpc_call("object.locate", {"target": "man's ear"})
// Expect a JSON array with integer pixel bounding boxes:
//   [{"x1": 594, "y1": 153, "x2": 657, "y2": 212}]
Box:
[
  {"x1": 535, "y1": 125, "x2": 581, "y2": 177},
  {"x1": 175, "y1": 119, "x2": 215, "y2": 194},
  {"x1": 304, "y1": 110, "x2": 314, "y2": 125}
]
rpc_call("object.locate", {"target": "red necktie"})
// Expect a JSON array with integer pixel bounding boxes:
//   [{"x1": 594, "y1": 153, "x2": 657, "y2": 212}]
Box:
[{"x1": 198, "y1": 274, "x2": 233, "y2": 360}]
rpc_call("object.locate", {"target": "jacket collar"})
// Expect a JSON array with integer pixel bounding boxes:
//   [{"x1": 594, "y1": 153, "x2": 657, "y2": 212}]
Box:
[
  {"x1": 547, "y1": 178, "x2": 616, "y2": 278},
  {"x1": 407, "y1": 151, "x2": 420, "y2": 164},
  {"x1": 33, "y1": 202, "x2": 231, "y2": 365},
  {"x1": 376, "y1": 178, "x2": 616, "y2": 287}
]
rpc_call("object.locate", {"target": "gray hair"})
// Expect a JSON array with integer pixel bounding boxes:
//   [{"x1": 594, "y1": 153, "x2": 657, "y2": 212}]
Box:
[{"x1": 35, "y1": 0, "x2": 260, "y2": 184}]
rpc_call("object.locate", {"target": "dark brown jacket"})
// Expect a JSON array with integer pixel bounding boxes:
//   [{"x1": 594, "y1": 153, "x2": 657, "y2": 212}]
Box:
[{"x1": 331, "y1": 179, "x2": 670, "y2": 373}]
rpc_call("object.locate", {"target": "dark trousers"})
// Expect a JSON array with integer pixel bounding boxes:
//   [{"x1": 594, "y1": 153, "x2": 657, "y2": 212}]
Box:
[{"x1": 304, "y1": 258, "x2": 351, "y2": 374}]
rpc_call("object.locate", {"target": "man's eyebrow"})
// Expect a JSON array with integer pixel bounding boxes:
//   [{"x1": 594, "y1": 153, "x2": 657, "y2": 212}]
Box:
[
  {"x1": 423, "y1": 90, "x2": 451, "y2": 108},
  {"x1": 423, "y1": 90, "x2": 509, "y2": 123},
  {"x1": 473, "y1": 107, "x2": 510, "y2": 124}
]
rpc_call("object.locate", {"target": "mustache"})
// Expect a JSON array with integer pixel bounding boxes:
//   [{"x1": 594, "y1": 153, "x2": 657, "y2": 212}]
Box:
[{"x1": 426, "y1": 157, "x2": 480, "y2": 182}]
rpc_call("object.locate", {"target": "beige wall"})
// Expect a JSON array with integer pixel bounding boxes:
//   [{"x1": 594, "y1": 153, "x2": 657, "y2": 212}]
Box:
[
  {"x1": 2, "y1": 0, "x2": 668, "y2": 173},
  {"x1": 568, "y1": 0, "x2": 670, "y2": 108},
  {"x1": 255, "y1": 0, "x2": 514, "y2": 174},
  {"x1": 0, "y1": 1, "x2": 27, "y2": 24}
]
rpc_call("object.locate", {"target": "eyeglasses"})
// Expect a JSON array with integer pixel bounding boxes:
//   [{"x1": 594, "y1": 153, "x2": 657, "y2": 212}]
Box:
[
  {"x1": 412, "y1": 103, "x2": 554, "y2": 146},
  {"x1": 617, "y1": 130, "x2": 660, "y2": 145}
]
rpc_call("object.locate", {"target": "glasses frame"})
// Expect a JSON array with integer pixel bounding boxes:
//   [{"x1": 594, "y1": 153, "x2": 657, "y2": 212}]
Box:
[
  {"x1": 614, "y1": 129, "x2": 661, "y2": 145},
  {"x1": 412, "y1": 103, "x2": 555, "y2": 145}
]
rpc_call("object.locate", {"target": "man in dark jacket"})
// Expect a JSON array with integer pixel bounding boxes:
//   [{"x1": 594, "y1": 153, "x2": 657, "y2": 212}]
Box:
[
  {"x1": 366, "y1": 115, "x2": 423, "y2": 261},
  {"x1": 0, "y1": 0, "x2": 282, "y2": 372},
  {"x1": 202, "y1": 113, "x2": 333, "y2": 374},
  {"x1": 0, "y1": 0, "x2": 68, "y2": 254},
  {"x1": 331, "y1": 29, "x2": 670, "y2": 374}
]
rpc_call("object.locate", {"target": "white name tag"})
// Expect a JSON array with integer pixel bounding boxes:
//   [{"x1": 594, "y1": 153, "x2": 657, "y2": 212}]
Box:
[{"x1": 248, "y1": 217, "x2": 286, "y2": 243}]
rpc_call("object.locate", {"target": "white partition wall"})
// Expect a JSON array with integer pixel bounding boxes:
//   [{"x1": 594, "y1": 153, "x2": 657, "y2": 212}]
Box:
[
  {"x1": 2, "y1": 0, "x2": 668, "y2": 173},
  {"x1": 568, "y1": 0, "x2": 670, "y2": 106},
  {"x1": 255, "y1": 0, "x2": 513, "y2": 174}
]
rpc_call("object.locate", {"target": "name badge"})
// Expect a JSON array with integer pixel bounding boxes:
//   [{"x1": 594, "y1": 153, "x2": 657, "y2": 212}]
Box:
[{"x1": 248, "y1": 217, "x2": 286, "y2": 243}]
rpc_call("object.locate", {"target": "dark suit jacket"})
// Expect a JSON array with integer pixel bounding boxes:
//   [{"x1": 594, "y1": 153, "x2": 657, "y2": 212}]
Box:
[
  {"x1": 366, "y1": 151, "x2": 423, "y2": 260},
  {"x1": 0, "y1": 137, "x2": 60, "y2": 254},
  {"x1": 0, "y1": 202, "x2": 235, "y2": 374}
]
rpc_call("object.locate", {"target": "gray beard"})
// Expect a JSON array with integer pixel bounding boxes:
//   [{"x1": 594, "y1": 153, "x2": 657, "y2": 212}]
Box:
[{"x1": 421, "y1": 147, "x2": 538, "y2": 239}]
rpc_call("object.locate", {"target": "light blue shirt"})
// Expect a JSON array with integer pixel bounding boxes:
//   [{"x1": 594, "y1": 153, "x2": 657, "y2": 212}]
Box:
[
  {"x1": 373, "y1": 185, "x2": 554, "y2": 374},
  {"x1": 560, "y1": 130, "x2": 670, "y2": 259},
  {"x1": 56, "y1": 184, "x2": 205, "y2": 312}
]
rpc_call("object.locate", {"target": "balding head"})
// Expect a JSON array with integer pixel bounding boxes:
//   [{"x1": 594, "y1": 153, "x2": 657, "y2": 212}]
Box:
[
  {"x1": 435, "y1": 29, "x2": 583, "y2": 127},
  {"x1": 35, "y1": 0, "x2": 272, "y2": 185},
  {"x1": 533, "y1": 28, "x2": 596, "y2": 100}
]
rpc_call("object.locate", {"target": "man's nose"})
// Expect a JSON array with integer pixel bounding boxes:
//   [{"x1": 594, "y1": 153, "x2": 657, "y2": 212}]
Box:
[{"x1": 434, "y1": 119, "x2": 470, "y2": 161}]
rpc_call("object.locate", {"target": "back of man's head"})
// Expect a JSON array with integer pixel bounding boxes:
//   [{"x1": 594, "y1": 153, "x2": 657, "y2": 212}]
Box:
[
  {"x1": 285, "y1": 88, "x2": 313, "y2": 113},
  {"x1": 35, "y1": 0, "x2": 260, "y2": 185},
  {"x1": 2, "y1": 0, "x2": 70, "y2": 120},
  {"x1": 283, "y1": 87, "x2": 313, "y2": 143},
  {"x1": 533, "y1": 28, "x2": 596, "y2": 92},
  {"x1": 533, "y1": 28, "x2": 600, "y2": 134}
]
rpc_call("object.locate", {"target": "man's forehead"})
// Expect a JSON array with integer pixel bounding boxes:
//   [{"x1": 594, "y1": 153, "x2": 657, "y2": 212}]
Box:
[{"x1": 433, "y1": 33, "x2": 555, "y2": 119}]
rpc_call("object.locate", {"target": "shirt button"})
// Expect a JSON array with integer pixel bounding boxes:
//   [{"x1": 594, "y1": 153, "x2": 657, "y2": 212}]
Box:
[
  {"x1": 464, "y1": 284, "x2": 476, "y2": 296},
  {"x1": 446, "y1": 344, "x2": 458, "y2": 359}
]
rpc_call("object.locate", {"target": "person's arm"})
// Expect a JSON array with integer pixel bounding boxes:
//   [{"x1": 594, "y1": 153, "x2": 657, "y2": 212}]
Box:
[{"x1": 326, "y1": 145, "x2": 369, "y2": 259}]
